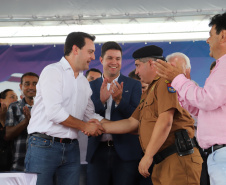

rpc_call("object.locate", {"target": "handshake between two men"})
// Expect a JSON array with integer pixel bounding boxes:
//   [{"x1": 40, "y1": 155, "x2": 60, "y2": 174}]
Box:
[
  {"x1": 83, "y1": 117, "x2": 139, "y2": 137},
  {"x1": 82, "y1": 119, "x2": 107, "y2": 137},
  {"x1": 81, "y1": 119, "x2": 105, "y2": 137},
  {"x1": 82, "y1": 58, "x2": 188, "y2": 137}
]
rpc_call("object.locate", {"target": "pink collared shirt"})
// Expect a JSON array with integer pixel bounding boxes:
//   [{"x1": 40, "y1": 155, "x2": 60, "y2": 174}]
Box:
[{"x1": 172, "y1": 54, "x2": 226, "y2": 149}]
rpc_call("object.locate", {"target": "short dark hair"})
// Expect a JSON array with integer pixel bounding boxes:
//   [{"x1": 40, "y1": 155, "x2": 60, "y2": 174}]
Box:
[
  {"x1": 0, "y1": 89, "x2": 13, "y2": 99},
  {"x1": 64, "y1": 32, "x2": 96, "y2": 56},
  {"x1": 85, "y1": 68, "x2": 102, "y2": 77},
  {"x1": 128, "y1": 69, "x2": 140, "y2": 80},
  {"x1": 101, "y1": 41, "x2": 122, "y2": 57},
  {"x1": 209, "y1": 12, "x2": 226, "y2": 34},
  {"x1": 21, "y1": 72, "x2": 39, "y2": 84},
  {"x1": 210, "y1": 61, "x2": 216, "y2": 71}
]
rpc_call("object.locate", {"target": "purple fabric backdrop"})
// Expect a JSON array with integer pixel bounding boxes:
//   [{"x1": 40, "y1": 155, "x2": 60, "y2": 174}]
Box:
[{"x1": 0, "y1": 41, "x2": 214, "y2": 88}]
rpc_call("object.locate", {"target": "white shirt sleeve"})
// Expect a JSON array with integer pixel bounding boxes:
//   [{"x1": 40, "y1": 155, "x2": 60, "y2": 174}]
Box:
[
  {"x1": 83, "y1": 96, "x2": 103, "y2": 122},
  {"x1": 39, "y1": 67, "x2": 69, "y2": 123}
]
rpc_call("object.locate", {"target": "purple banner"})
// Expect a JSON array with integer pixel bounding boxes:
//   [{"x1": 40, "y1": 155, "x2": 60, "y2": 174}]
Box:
[{"x1": 0, "y1": 41, "x2": 214, "y2": 96}]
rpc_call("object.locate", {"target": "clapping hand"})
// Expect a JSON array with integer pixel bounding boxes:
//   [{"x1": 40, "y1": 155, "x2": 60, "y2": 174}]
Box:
[
  {"x1": 100, "y1": 78, "x2": 111, "y2": 104},
  {"x1": 154, "y1": 59, "x2": 185, "y2": 82},
  {"x1": 100, "y1": 78, "x2": 123, "y2": 105},
  {"x1": 110, "y1": 81, "x2": 123, "y2": 105},
  {"x1": 23, "y1": 106, "x2": 31, "y2": 125}
]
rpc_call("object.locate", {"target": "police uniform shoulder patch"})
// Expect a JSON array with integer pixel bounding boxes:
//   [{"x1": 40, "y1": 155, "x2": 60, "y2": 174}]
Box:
[{"x1": 165, "y1": 80, "x2": 176, "y2": 93}]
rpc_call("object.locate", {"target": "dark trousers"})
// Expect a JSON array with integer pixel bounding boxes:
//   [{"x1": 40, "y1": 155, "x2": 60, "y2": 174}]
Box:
[
  {"x1": 139, "y1": 151, "x2": 153, "y2": 185},
  {"x1": 79, "y1": 164, "x2": 87, "y2": 185},
  {"x1": 139, "y1": 163, "x2": 154, "y2": 185},
  {"x1": 199, "y1": 148, "x2": 210, "y2": 185},
  {"x1": 87, "y1": 143, "x2": 140, "y2": 185}
]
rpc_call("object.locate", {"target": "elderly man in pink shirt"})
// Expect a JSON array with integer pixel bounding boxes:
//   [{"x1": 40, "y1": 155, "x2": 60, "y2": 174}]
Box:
[{"x1": 154, "y1": 12, "x2": 226, "y2": 185}]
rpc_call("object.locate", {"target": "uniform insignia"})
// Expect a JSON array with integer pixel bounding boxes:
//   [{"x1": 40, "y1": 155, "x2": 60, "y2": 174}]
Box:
[
  {"x1": 165, "y1": 82, "x2": 176, "y2": 93},
  {"x1": 165, "y1": 80, "x2": 170, "y2": 83},
  {"x1": 155, "y1": 77, "x2": 160, "y2": 80}
]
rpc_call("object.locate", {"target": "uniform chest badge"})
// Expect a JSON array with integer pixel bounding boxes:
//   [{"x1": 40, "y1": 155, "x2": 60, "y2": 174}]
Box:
[{"x1": 165, "y1": 80, "x2": 176, "y2": 93}]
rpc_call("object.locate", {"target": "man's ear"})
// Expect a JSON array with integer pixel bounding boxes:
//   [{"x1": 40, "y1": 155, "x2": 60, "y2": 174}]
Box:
[
  {"x1": 148, "y1": 59, "x2": 155, "y2": 69},
  {"x1": 99, "y1": 56, "x2": 103, "y2": 65},
  {"x1": 19, "y1": 83, "x2": 22, "y2": 90},
  {"x1": 72, "y1": 45, "x2": 79, "y2": 55},
  {"x1": 185, "y1": 68, "x2": 191, "y2": 79},
  {"x1": 221, "y1": 30, "x2": 226, "y2": 43},
  {"x1": 148, "y1": 59, "x2": 152, "y2": 66}
]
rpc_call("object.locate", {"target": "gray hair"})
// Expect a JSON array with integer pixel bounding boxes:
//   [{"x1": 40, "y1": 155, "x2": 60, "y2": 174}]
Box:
[
  {"x1": 166, "y1": 52, "x2": 191, "y2": 69},
  {"x1": 137, "y1": 57, "x2": 156, "y2": 63}
]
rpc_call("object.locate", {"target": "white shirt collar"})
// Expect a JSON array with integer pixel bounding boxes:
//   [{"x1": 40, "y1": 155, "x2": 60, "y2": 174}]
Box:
[
  {"x1": 102, "y1": 74, "x2": 120, "y2": 83},
  {"x1": 60, "y1": 57, "x2": 84, "y2": 78}
]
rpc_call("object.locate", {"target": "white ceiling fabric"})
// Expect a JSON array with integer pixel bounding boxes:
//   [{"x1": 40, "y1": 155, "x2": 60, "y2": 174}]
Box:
[
  {"x1": 1, "y1": 0, "x2": 225, "y2": 18},
  {"x1": 0, "y1": 0, "x2": 226, "y2": 44}
]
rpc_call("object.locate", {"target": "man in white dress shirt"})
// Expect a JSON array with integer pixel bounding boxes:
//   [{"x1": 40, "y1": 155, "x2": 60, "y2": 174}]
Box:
[{"x1": 25, "y1": 32, "x2": 105, "y2": 185}]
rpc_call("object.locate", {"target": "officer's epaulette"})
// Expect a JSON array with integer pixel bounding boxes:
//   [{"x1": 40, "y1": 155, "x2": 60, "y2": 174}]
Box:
[
  {"x1": 155, "y1": 77, "x2": 160, "y2": 80},
  {"x1": 165, "y1": 80, "x2": 176, "y2": 93}
]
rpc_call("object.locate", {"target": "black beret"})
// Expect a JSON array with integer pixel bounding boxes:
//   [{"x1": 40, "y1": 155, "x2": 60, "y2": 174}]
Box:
[{"x1": 132, "y1": 45, "x2": 164, "y2": 60}]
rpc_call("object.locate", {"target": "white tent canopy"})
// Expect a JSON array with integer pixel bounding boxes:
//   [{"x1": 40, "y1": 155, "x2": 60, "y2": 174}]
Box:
[{"x1": 0, "y1": 0, "x2": 226, "y2": 44}]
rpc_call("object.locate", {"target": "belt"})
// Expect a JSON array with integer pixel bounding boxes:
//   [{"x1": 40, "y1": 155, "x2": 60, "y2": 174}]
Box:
[
  {"x1": 31, "y1": 132, "x2": 76, "y2": 144},
  {"x1": 153, "y1": 138, "x2": 197, "y2": 164},
  {"x1": 100, "y1": 140, "x2": 114, "y2": 147},
  {"x1": 204, "y1": 144, "x2": 226, "y2": 154}
]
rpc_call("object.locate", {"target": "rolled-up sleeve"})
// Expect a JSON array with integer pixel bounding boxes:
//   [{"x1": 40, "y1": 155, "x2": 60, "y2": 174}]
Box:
[{"x1": 83, "y1": 97, "x2": 103, "y2": 122}]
